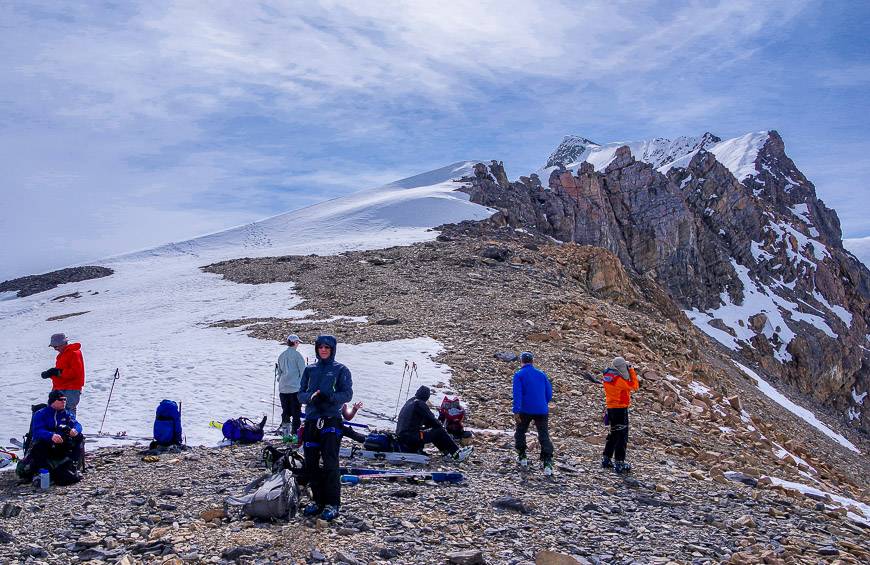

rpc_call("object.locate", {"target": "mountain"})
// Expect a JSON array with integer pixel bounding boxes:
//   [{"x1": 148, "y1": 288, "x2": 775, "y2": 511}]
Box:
[
  {"x1": 845, "y1": 235, "x2": 870, "y2": 268},
  {"x1": 463, "y1": 131, "x2": 870, "y2": 437}
]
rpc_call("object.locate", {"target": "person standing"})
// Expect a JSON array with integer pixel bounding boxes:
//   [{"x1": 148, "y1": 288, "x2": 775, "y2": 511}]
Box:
[
  {"x1": 41, "y1": 333, "x2": 85, "y2": 417},
  {"x1": 512, "y1": 351, "x2": 554, "y2": 476},
  {"x1": 601, "y1": 356, "x2": 639, "y2": 474},
  {"x1": 276, "y1": 334, "x2": 306, "y2": 437},
  {"x1": 297, "y1": 335, "x2": 353, "y2": 521}
]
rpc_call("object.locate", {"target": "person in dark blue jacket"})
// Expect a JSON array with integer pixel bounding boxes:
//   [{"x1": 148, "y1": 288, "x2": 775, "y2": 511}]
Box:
[
  {"x1": 297, "y1": 335, "x2": 353, "y2": 521},
  {"x1": 26, "y1": 390, "x2": 84, "y2": 484},
  {"x1": 512, "y1": 351, "x2": 554, "y2": 475}
]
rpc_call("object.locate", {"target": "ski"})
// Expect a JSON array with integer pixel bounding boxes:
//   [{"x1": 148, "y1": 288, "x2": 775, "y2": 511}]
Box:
[
  {"x1": 339, "y1": 446, "x2": 429, "y2": 464},
  {"x1": 0, "y1": 449, "x2": 19, "y2": 469},
  {"x1": 89, "y1": 432, "x2": 153, "y2": 441},
  {"x1": 341, "y1": 471, "x2": 463, "y2": 485}
]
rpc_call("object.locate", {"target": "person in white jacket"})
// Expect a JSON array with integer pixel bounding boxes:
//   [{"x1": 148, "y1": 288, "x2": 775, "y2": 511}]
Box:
[{"x1": 277, "y1": 334, "x2": 307, "y2": 436}]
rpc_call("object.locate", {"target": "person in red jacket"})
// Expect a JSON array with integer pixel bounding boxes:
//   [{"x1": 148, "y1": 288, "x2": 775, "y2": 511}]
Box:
[
  {"x1": 41, "y1": 333, "x2": 85, "y2": 417},
  {"x1": 601, "y1": 356, "x2": 639, "y2": 474}
]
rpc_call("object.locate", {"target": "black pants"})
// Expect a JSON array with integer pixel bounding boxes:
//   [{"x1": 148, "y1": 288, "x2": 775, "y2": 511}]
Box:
[
  {"x1": 514, "y1": 413, "x2": 554, "y2": 462},
  {"x1": 302, "y1": 417, "x2": 342, "y2": 508},
  {"x1": 28, "y1": 435, "x2": 84, "y2": 481},
  {"x1": 400, "y1": 426, "x2": 458, "y2": 455},
  {"x1": 603, "y1": 408, "x2": 629, "y2": 461},
  {"x1": 342, "y1": 425, "x2": 366, "y2": 444},
  {"x1": 279, "y1": 393, "x2": 302, "y2": 434}
]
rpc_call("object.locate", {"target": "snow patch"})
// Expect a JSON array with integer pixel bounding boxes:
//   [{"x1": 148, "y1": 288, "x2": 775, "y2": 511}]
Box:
[
  {"x1": 733, "y1": 361, "x2": 859, "y2": 453},
  {"x1": 852, "y1": 388, "x2": 867, "y2": 405},
  {"x1": 761, "y1": 475, "x2": 870, "y2": 525},
  {"x1": 708, "y1": 132, "x2": 770, "y2": 182}
]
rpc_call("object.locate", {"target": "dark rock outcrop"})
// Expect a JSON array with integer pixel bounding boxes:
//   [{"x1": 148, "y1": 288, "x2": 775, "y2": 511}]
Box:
[{"x1": 0, "y1": 266, "x2": 114, "y2": 297}]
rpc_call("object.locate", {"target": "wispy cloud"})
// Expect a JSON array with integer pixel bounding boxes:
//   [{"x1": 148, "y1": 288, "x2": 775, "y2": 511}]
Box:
[{"x1": 4, "y1": 0, "x2": 862, "y2": 280}]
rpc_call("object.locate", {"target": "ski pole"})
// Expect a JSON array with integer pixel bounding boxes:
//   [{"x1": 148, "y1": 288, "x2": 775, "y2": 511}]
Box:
[
  {"x1": 273, "y1": 363, "x2": 278, "y2": 427},
  {"x1": 98, "y1": 368, "x2": 120, "y2": 435},
  {"x1": 405, "y1": 362, "x2": 418, "y2": 401},
  {"x1": 394, "y1": 361, "x2": 409, "y2": 418}
]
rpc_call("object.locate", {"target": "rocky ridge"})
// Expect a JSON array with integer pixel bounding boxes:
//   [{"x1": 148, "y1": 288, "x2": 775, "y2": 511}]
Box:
[
  {"x1": 459, "y1": 132, "x2": 870, "y2": 437},
  {"x1": 0, "y1": 267, "x2": 114, "y2": 298}
]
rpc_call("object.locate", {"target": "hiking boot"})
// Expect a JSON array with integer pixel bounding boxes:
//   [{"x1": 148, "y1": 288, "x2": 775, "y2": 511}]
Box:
[
  {"x1": 517, "y1": 451, "x2": 529, "y2": 468},
  {"x1": 543, "y1": 461, "x2": 554, "y2": 476},
  {"x1": 320, "y1": 505, "x2": 339, "y2": 521},
  {"x1": 601, "y1": 456, "x2": 613, "y2": 469},
  {"x1": 302, "y1": 503, "x2": 322, "y2": 517},
  {"x1": 614, "y1": 461, "x2": 632, "y2": 474},
  {"x1": 453, "y1": 446, "x2": 474, "y2": 462}
]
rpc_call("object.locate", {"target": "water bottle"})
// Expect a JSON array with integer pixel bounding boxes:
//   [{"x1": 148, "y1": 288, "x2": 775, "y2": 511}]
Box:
[{"x1": 38, "y1": 468, "x2": 50, "y2": 489}]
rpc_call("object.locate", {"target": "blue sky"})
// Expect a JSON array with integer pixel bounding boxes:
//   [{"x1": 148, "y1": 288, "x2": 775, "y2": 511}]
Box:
[{"x1": 2, "y1": 1, "x2": 870, "y2": 279}]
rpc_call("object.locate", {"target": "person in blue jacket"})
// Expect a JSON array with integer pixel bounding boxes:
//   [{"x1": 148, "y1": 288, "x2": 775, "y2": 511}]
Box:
[
  {"x1": 512, "y1": 351, "x2": 554, "y2": 475},
  {"x1": 27, "y1": 390, "x2": 84, "y2": 483},
  {"x1": 297, "y1": 335, "x2": 353, "y2": 521}
]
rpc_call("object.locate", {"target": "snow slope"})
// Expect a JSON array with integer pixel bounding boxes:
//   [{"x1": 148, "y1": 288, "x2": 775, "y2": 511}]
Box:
[{"x1": 0, "y1": 161, "x2": 494, "y2": 449}]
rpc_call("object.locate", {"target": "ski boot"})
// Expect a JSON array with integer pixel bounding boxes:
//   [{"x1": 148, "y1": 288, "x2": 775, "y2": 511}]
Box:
[
  {"x1": 453, "y1": 446, "x2": 474, "y2": 462},
  {"x1": 320, "y1": 505, "x2": 340, "y2": 521},
  {"x1": 302, "y1": 502, "x2": 322, "y2": 517},
  {"x1": 517, "y1": 450, "x2": 529, "y2": 468},
  {"x1": 601, "y1": 456, "x2": 613, "y2": 469},
  {"x1": 543, "y1": 460, "x2": 554, "y2": 477},
  {"x1": 614, "y1": 460, "x2": 632, "y2": 474}
]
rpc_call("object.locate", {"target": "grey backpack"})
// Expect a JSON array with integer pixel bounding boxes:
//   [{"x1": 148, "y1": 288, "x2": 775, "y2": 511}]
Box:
[{"x1": 225, "y1": 470, "x2": 298, "y2": 520}]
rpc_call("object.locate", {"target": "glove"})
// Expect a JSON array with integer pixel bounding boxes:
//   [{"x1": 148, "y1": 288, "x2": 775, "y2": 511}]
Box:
[
  {"x1": 41, "y1": 368, "x2": 61, "y2": 379},
  {"x1": 317, "y1": 391, "x2": 334, "y2": 404}
]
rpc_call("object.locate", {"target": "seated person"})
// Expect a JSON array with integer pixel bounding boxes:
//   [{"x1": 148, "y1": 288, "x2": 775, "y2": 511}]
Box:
[
  {"x1": 341, "y1": 401, "x2": 367, "y2": 444},
  {"x1": 25, "y1": 390, "x2": 84, "y2": 485},
  {"x1": 396, "y1": 386, "x2": 473, "y2": 462}
]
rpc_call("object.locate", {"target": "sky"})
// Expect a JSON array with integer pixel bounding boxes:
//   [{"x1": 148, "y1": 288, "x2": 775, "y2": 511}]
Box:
[{"x1": 2, "y1": 0, "x2": 870, "y2": 279}]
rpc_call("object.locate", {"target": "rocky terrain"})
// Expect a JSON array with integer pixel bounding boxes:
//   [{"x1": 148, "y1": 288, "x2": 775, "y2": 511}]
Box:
[
  {"x1": 0, "y1": 267, "x2": 114, "y2": 298},
  {"x1": 2, "y1": 224, "x2": 870, "y2": 563},
  {"x1": 459, "y1": 136, "x2": 870, "y2": 437}
]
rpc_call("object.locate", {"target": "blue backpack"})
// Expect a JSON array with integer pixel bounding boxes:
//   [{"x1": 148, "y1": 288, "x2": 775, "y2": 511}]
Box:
[
  {"x1": 153, "y1": 400, "x2": 183, "y2": 446},
  {"x1": 222, "y1": 417, "x2": 265, "y2": 444}
]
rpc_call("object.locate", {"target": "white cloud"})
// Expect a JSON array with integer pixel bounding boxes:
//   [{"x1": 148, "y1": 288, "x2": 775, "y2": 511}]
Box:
[{"x1": 0, "y1": 1, "x2": 815, "y2": 278}]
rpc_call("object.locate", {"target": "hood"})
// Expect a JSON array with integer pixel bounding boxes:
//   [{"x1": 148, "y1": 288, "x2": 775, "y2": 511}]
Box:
[
  {"x1": 59, "y1": 343, "x2": 81, "y2": 355},
  {"x1": 414, "y1": 385, "x2": 431, "y2": 401},
  {"x1": 612, "y1": 356, "x2": 629, "y2": 379},
  {"x1": 314, "y1": 335, "x2": 337, "y2": 364}
]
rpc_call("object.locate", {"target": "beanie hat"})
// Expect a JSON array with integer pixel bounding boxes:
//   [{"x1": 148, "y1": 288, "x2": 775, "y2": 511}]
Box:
[
  {"x1": 415, "y1": 386, "x2": 431, "y2": 401},
  {"x1": 48, "y1": 390, "x2": 67, "y2": 404},
  {"x1": 520, "y1": 351, "x2": 534, "y2": 363}
]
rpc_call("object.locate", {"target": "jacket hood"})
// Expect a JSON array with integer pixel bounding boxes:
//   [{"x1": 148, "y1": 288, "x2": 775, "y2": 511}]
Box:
[
  {"x1": 61, "y1": 343, "x2": 82, "y2": 354},
  {"x1": 314, "y1": 334, "x2": 337, "y2": 364},
  {"x1": 612, "y1": 356, "x2": 629, "y2": 379},
  {"x1": 414, "y1": 385, "x2": 431, "y2": 401}
]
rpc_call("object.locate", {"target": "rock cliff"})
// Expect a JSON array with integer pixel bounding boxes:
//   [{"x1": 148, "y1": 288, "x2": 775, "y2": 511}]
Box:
[{"x1": 460, "y1": 131, "x2": 870, "y2": 436}]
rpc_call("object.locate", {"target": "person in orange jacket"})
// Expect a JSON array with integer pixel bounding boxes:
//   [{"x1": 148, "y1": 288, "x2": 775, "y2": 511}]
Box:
[
  {"x1": 601, "y1": 356, "x2": 639, "y2": 473},
  {"x1": 41, "y1": 333, "x2": 85, "y2": 417}
]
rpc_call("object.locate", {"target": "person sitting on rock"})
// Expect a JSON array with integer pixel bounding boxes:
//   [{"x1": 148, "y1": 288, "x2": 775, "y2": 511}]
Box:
[
  {"x1": 341, "y1": 401, "x2": 367, "y2": 444},
  {"x1": 24, "y1": 390, "x2": 84, "y2": 485},
  {"x1": 396, "y1": 386, "x2": 473, "y2": 462},
  {"x1": 512, "y1": 351, "x2": 554, "y2": 476},
  {"x1": 601, "y1": 356, "x2": 639, "y2": 474}
]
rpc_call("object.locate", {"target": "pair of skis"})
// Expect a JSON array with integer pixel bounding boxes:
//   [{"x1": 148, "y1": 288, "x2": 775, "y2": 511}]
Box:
[
  {"x1": 339, "y1": 446, "x2": 429, "y2": 464},
  {"x1": 339, "y1": 466, "x2": 463, "y2": 485},
  {"x1": 0, "y1": 449, "x2": 18, "y2": 469}
]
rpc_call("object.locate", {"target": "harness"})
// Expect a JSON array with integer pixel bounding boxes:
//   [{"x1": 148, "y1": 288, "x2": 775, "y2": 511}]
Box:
[{"x1": 303, "y1": 417, "x2": 343, "y2": 448}]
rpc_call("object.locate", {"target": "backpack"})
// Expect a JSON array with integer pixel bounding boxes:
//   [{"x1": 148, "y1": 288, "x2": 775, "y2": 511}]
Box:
[
  {"x1": 438, "y1": 396, "x2": 467, "y2": 436},
  {"x1": 362, "y1": 432, "x2": 401, "y2": 453},
  {"x1": 222, "y1": 417, "x2": 265, "y2": 444},
  {"x1": 262, "y1": 445, "x2": 307, "y2": 484},
  {"x1": 225, "y1": 470, "x2": 298, "y2": 521},
  {"x1": 153, "y1": 400, "x2": 183, "y2": 446}
]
